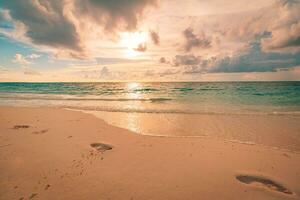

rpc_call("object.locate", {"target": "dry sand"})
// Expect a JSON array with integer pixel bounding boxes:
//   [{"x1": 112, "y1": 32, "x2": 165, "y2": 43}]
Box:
[{"x1": 0, "y1": 107, "x2": 299, "y2": 200}]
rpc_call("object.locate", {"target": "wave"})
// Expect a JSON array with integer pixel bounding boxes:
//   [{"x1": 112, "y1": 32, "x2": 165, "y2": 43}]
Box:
[
  {"x1": 133, "y1": 88, "x2": 160, "y2": 92},
  {"x1": 64, "y1": 105, "x2": 300, "y2": 116},
  {"x1": 0, "y1": 95, "x2": 172, "y2": 102}
]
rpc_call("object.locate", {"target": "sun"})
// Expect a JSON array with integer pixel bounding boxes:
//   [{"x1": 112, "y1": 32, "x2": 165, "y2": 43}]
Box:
[{"x1": 120, "y1": 31, "x2": 148, "y2": 57}]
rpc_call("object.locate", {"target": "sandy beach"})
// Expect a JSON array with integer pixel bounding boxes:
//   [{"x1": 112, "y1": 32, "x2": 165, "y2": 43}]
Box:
[
  {"x1": 2, "y1": 0, "x2": 300, "y2": 199},
  {"x1": 0, "y1": 106, "x2": 299, "y2": 200}
]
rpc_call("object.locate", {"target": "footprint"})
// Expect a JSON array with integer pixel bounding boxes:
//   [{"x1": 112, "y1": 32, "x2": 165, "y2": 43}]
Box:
[
  {"x1": 90, "y1": 143, "x2": 113, "y2": 152},
  {"x1": 32, "y1": 129, "x2": 49, "y2": 134},
  {"x1": 282, "y1": 153, "x2": 290, "y2": 158},
  {"x1": 45, "y1": 184, "x2": 51, "y2": 190},
  {"x1": 13, "y1": 125, "x2": 30, "y2": 129},
  {"x1": 29, "y1": 193, "x2": 38, "y2": 199},
  {"x1": 236, "y1": 175, "x2": 293, "y2": 195}
]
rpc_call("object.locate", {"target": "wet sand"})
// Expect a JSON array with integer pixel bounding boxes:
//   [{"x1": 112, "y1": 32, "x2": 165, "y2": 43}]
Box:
[
  {"x1": 84, "y1": 110, "x2": 300, "y2": 151},
  {"x1": 0, "y1": 107, "x2": 300, "y2": 200}
]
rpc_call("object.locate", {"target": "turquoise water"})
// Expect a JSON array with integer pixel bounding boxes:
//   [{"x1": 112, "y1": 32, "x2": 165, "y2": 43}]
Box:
[
  {"x1": 0, "y1": 82, "x2": 299, "y2": 114},
  {"x1": 1, "y1": 82, "x2": 300, "y2": 151}
]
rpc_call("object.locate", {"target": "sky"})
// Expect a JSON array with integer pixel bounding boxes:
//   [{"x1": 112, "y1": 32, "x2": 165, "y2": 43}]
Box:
[{"x1": 0, "y1": 0, "x2": 300, "y2": 82}]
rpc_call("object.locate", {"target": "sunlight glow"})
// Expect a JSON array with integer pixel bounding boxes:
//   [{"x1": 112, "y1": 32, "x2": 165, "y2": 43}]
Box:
[
  {"x1": 127, "y1": 82, "x2": 140, "y2": 90},
  {"x1": 126, "y1": 82, "x2": 141, "y2": 99},
  {"x1": 120, "y1": 32, "x2": 148, "y2": 58}
]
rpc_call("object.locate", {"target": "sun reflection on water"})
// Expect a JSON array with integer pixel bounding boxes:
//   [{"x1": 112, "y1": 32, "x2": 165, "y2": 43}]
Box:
[{"x1": 125, "y1": 82, "x2": 143, "y2": 133}]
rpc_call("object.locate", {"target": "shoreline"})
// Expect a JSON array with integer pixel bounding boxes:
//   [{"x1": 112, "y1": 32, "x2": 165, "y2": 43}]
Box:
[
  {"x1": 76, "y1": 108, "x2": 300, "y2": 152},
  {"x1": 69, "y1": 108, "x2": 300, "y2": 154},
  {"x1": 2, "y1": 100, "x2": 300, "y2": 116},
  {"x1": 0, "y1": 106, "x2": 300, "y2": 200}
]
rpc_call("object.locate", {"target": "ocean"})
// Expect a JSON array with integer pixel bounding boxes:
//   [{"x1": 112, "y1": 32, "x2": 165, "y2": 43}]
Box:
[
  {"x1": 1, "y1": 82, "x2": 300, "y2": 151},
  {"x1": 0, "y1": 82, "x2": 299, "y2": 114}
]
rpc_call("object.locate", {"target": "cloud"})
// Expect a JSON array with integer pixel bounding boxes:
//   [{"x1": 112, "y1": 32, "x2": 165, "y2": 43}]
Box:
[
  {"x1": 99, "y1": 66, "x2": 110, "y2": 78},
  {"x1": 0, "y1": 9, "x2": 11, "y2": 22},
  {"x1": 83, "y1": 66, "x2": 125, "y2": 80},
  {"x1": 12, "y1": 53, "x2": 43, "y2": 75},
  {"x1": 261, "y1": 0, "x2": 300, "y2": 52},
  {"x1": 182, "y1": 28, "x2": 211, "y2": 52},
  {"x1": 159, "y1": 0, "x2": 300, "y2": 74},
  {"x1": 169, "y1": 41, "x2": 300, "y2": 74},
  {"x1": 2, "y1": 0, "x2": 157, "y2": 58},
  {"x1": 26, "y1": 53, "x2": 41, "y2": 59},
  {"x1": 2, "y1": 1, "x2": 83, "y2": 51},
  {"x1": 0, "y1": 9, "x2": 13, "y2": 30},
  {"x1": 173, "y1": 54, "x2": 202, "y2": 66},
  {"x1": 159, "y1": 57, "x2": 167, "y2": 63},
  {"x1": 211, "y1": 42, "x2": 300, "y2": 73},
  {"x1": 134, "y1": 43, "x2": 147, "y2": 52},
  {"x1": 2, "y1": 0, "x2": 300, "y2": 82},
  {"x1": 149, "y1": 30, "x2": 159, "y2": 45},
  {"x1": 12, "y1": 53, "x2": 41, "y2": 66},
  {"x1": 75, "y1": 0, "x2": 157, "y2": 32},
  {"x1": 172, "y1": 54, "x2": 213, "y2": 74},
  {"x1": 211, "y1": 0, "x2": 300, "y2": 53},
  {"x1": 12, "y1": 53, "x2": 30, "y2": 65}
]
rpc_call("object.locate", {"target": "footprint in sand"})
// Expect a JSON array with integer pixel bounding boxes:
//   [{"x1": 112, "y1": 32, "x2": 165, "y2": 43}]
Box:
[
  {"x1": 45, "y1": 184, "x2": 51, "y2": 190},
  {"x1": 236, "y1": 174, "x2": 293, "y2": 195},
  {"x1": 13, "y1": 125, "x2": 30, "y2": 129},
  {"x1": 29, "y1": 193, "x2": 38, "y2": 199},
  {"x1": 32, "y1": 129, "x2": 49, "y2": 134},
  {"x1": 90, "y1": 143, "x2": 113, "y2": 152}
]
